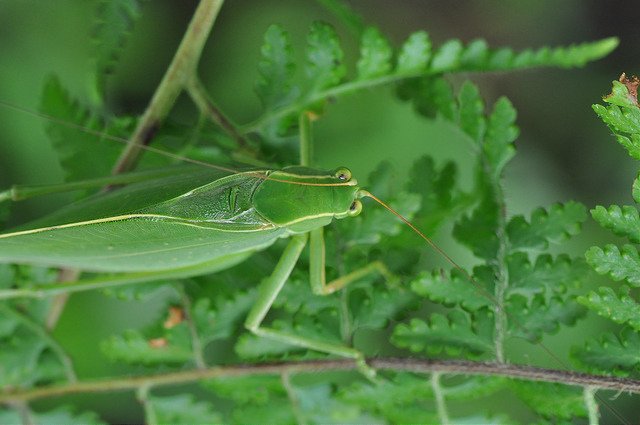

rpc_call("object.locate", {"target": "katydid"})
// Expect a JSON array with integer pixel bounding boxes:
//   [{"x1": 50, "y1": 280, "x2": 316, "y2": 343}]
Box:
[{"x1": 0, "y1": 105, "x2": 413, "y2": 376}]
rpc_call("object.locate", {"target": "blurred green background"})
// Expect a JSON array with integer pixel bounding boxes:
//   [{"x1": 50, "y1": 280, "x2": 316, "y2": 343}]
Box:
[{"x1": 0, "y1": 1, "x2": 638, "y2": 422}]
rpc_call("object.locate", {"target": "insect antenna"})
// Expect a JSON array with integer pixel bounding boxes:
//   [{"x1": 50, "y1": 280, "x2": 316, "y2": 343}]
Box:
[
  {"x1": 0, "y1": 99, "x2": 240, "y2": 174},
  {"x1": 359, "y1": 189, "x2": 494, "y2": 302},
  {"x1": 0, "y1": 100, "x2": 355, "y2": 189}
]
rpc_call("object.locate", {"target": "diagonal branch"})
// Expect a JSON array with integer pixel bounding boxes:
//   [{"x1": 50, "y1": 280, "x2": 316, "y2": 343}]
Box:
[{"x1": 112, "y1": 0, "x2": 224, "y2": 174}]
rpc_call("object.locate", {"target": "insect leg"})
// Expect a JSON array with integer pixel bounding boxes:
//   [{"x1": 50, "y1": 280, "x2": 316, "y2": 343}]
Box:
[
  {"x1": 244, "y1": 233, "x2": 375, "y2": 379},
  {"x1": 309, "y1": 227, "x2": 395, "y2": 295}
]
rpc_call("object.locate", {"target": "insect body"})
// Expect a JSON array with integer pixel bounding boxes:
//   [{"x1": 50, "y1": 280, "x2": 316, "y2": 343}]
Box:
[
  {"x1": 0, "y1": 162, "x2": 377, "y2": 374},
  {"x1": 0, "y1": 166, "x2": 362, "y2": 272}
]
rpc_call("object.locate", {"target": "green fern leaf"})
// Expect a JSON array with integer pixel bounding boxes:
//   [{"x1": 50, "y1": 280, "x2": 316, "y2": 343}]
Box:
[
  {"x1": 40, "y1": 76, "x2": 121, "y2": 182},
  {"x1": 102, "y1": 281, "x2": 178, "y2": 301},
  {"x1": 194, "y1": 290, "x2": 256, "y2": 345},
  {"x1": 392, "y1": 311, "x2": 494, "y2": 357},
  {"x1": 507, "y1": 202, "x2": 587, "y2": 250},
  {"x1": 350, "y1": 286, "x2": 416, "y2": 329},
  {"x1": 443, "y1": 376, "x2": 507, "y2": 399},
  {"x1": 275, "y1": 273, "x2": 336, "y2": 315},
  {"x1": 461, "y1": 37, "x2": 618, "y2": 71},
  {"x1": 235, "y1": 317, "x2": 340, "y2": 359},
  {"x1": 341, "y1": 373, "x2": 432, "y2": 407},
  {"x1": 306, "y1": 21, "x2": 346, "y2": 91},
  {"x1": 339, "y1": 374, "x2": 439, "y2": 424},
  {"x1": 0, "y1": 331, "x2": 66, "y2": 388},
  {"x1": 146, "y1": 394, "x2": 223, "y2": 425},
  {"x1": 209, "y1": 378, "x2": 340, "y2": 424},
  {"x1": 507, "y1": 295, "x2": 586, "y2": 342},
  {"x1": 511, "y1": 381, "x2": 586, "y2": 420},
  {"x1": 228, "y1": 399, "x2": 297, "y2": 425},
  {"x1": 459, "y1": 39, "x2": 490, "y2": 68},
  {"x1": 633, "y1": 174, "x2": 640, "y2": 203},
  {"x1": 295, "y1": 383, "x2": 383, "y2": 424},
  {"x1": 430, "y1": 39, "x2": 463, "y2": 72},
  {"x1": 600, "y1": 104, "x2": 640, "y2": 144},
  {"x1": 507, "y1": 253, "x2": 587, "y2": 301},
  {"x1": 101, "y1": 327, "x2": 193, "y2": 365},
  {"x1": 356, "y1": 27, "x2": 392, "y2": 79},
  {"x1": 454, "y1": 187, "x2": 500, "y2": 259},
  {"x1": 602, "y1": 79, "x2": 639, "y2": 108},
  {"x1": 397, "y1": 76, "x2": 456, "y2": 119},
  {"x1": 203, "y1": 375, "x2": 286, "y2": 404},
  {"x1": 410, "y1": 266, "x2": 493, "y2": 311},
  {"x1": 407, "y1": 156, "x2": 459, "y2": 233},
  {"x1": 233, "y1": 333, "x2": 295, "y2": 359},
  {"x1": 593, "y1": 80, "x2": 640, "y2": 159},
  {"x1": 578, "y1": 286, "x2": 640, "y2": 331},
  {"x1": 0, "y1": 406, "x2": 106, "y2": 425},
  {"x1": 457, "y1": 80, "x2": 486, "y2": 143},
  {"x1": 395, "y1": 31, "x2": 431, "y2": 74},
  {"x1": 571, "y1": 328, "x2": 640, "y2": 375},
  {"x1": 91, "y1": 0, "x2": 141, "y2": 96},
  {"x1": 255, "y1": 24, "x2": 298, "y2": 109},
  {"x1": 483, "y1": 97, "x2": 518, "y2": 180},
  {"x1": 585, "y1": 244, "x2": 640, "y2": 286},
  {"x1": 591, "y1": 205, "x2": 640, "y2": 243}
]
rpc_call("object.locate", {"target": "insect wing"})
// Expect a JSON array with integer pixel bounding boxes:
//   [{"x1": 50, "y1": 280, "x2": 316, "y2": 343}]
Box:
[{"x1": 0, "y1": 167, "x2": 286, "y2": 272}]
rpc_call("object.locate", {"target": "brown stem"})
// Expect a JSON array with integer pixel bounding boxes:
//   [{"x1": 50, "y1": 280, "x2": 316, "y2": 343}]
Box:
[{"x1": 1, "y1": 358, "x2": 639, "y2": 404}]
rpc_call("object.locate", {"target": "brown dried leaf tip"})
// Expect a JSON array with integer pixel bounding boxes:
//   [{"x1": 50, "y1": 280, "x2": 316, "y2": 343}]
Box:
[
  {"x1": 617, "y1": 72, "x2": 640, "y2": 107},
  {"x1": 148, "y1": 338, "x2": 168, "y2": 348},
  {"x1": 163, "y1": 306, "x2": 185, "y2": 329}
]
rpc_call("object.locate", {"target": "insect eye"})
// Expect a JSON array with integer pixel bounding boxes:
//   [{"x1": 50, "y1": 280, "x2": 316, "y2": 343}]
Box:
[
  {"x1": 348, "y1": 200, "x2": 363, "y2": 217},
  {"x1": 334, "y1": 167, "x2": 352, "y2": 182}
]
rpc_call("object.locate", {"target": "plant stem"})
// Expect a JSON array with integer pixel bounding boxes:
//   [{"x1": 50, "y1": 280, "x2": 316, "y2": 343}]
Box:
[
  {"x1": 242, "y1": 73, "x2": 426, "y2": 134},
  {"x1": 281, "y1": 371, "x2": 307, "y2": 425},
  {"x1": 492, "y1": 185, "x2": 509, "y2": 364},
  {"x1": 45, "y1": 269, "x2": 78, "y2": 331},
  {"x1": 137, "y1": 385, "x2": 158, "y2": 425},
  {"x1": 186, "y1": 76, "x2": 247, "y2": 148},
  {"x1": 299, "y1": 112, "x2": 313, "y2": 166},
  {"x1": 112, "y1": 0, "x2": 224, "y2": 174},
  {"x1": 178, "y1": 288, "x2": 207, "y2": 369},
  {"x1": 10, "y1": 401, "x2": 34, "y2": 425},
  {"x1": 584, "y1": 386, "x2": 599, "y2": 425},
  {"x1": 431, "y1": 372, "x2": 451, "y2": 425},
  {"x1": 2, "y1": 358, "x2": 640, "y2": 404}
]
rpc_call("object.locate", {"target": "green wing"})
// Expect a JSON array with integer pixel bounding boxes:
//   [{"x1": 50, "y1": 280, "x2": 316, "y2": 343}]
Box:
[{"x1": 0, "y1": 167, "x2": 287, "y2": 272}]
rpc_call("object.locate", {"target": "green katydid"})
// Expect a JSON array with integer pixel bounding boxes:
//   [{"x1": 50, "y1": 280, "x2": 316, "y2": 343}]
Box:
[{"x1": 0, "y1": 103, "x2": 427, "y2": 376}]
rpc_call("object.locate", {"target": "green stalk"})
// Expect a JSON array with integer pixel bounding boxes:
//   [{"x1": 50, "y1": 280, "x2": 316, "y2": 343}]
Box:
[
  {"x1": 431, "y1": 372, "x2": 451, "y2": 425},
  {"x1": 112, "y1": 0, "x2": 224, "y2": 174}
]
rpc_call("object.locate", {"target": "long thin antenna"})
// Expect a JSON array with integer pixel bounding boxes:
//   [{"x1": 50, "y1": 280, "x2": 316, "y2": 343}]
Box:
[
  {"x1": 361, "y1": 190, "x2": 495, "y2": 302},
  {"x1": 0, "y1": 100, "x2": 239, "y2": 173},
  {"x1": 0, "y1": 100, "x2": 353, "y2": 188}
]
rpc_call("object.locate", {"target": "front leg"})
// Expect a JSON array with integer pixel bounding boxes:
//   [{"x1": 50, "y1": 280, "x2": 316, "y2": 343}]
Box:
[{"x1": 243, "y1": 233, "x2": 376, "y2": 379}]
